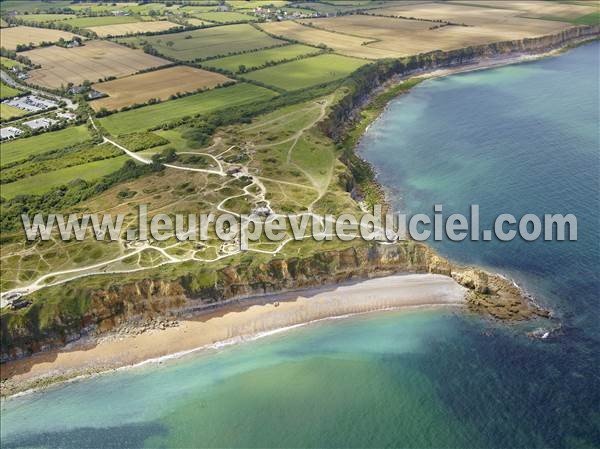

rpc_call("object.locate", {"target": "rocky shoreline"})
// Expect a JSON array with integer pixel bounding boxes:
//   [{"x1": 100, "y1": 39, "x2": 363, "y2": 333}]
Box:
[
  {"x1": 1, "y1": 27, "x2": 597, "y2": 388},
  {"x1": 0, "y1": 273, "x2": 477, "y2": 397},
  {"x1": 1, "y1": 241, "x2": 551, "y2": 366}
]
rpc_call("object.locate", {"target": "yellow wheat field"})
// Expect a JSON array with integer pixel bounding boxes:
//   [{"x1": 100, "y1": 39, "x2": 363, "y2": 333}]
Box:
[
  {"x1": 0, "y1": 26, "x2": 78, "y2": 50},
  {"x1": 23, "y1": 40, "x2": 170, "y2": 89},
  {"x1": 290, "y1": 2, "x2": 576, "y2": 58}
]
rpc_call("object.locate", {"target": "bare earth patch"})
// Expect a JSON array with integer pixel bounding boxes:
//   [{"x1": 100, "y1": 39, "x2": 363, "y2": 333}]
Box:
[
  {"x1": 90, "y1": 66, "x2": 233, "y2": 111},
  {"x1": 22, "y1": 40, "x2": 170, "y2": 89}
]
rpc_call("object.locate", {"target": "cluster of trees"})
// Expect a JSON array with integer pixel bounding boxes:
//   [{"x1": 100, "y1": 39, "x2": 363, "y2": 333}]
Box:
[
  {"x1": 111, "y1": 132, "x2": 169, "y2": 152},
  {"x1": 182, "y1": 123, "x2": 215, "y2": 147},
  {"x1": 8, "y1": 17, "x2": 97, "y2": 39},
  {"x1": 0, "y1": 48, "x2": 34, "y2": 66},
  {"x1": 362, "y1": 11, "x2": 470, "y2": 27},
  {"x1": 12, "y1": 36, "x2": 83, "y2": 53},
  {"x1": 15, "y1": 41, "x2": 50, "y2": 52},
  {"x1": 152, "y1": 147, "x2": 178, "y2": 164},
  {"x1": 56, "y1": 36, "x2": 83, "y2": 47},
  {"x1": 1, "y1": 142, "x2": 119, "y2": 185}
]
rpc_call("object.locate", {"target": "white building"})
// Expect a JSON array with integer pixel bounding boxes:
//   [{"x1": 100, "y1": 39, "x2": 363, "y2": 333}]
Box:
[
  {"x1": 0, "y1": 126, "x2": 23, "y2": 140},
  {"x1": 56, "y1": 111, "x2": 76, "y2": 121},
  {"x1": 22, "y1": 117, "x2": 58, "y2": 130}
]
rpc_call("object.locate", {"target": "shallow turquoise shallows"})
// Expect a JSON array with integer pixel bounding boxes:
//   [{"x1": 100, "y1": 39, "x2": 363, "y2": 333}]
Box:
[{"x1": 1, "y1": 42, "x2": 599, "y2": 449}]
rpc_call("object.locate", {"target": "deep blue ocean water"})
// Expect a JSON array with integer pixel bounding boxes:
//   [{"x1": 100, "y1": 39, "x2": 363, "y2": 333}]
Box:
[{"x1": 1, "y1": 42, "x2": 598, "y2": 448}]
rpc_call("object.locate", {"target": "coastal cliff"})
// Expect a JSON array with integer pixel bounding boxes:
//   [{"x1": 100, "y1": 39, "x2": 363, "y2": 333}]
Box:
[
  {"x1": 320, "y1": 25, "x2": 600, "y2": 141},
  {"x1": 2, "y1": 27, "x2": 592, "y2": 363},
  {"x1": 1, "y1": 242, "x2": 548, "y2": 362}
]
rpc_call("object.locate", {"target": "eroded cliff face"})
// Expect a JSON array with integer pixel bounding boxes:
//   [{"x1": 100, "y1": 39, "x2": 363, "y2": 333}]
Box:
[
  {"x1": 321, "y1": 25, "x2": 600, "y2": 141},
  {"x1": 3, "y1": 29, "x2": 588, "y2": 363},
  {"x1": 1, "y1": 242, "x2": 548, "y2": 362}
]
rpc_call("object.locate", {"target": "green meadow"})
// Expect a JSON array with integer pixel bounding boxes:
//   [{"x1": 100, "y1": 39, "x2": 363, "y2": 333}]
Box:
[
  {"x1": 0, "y1": 1, "x2": 73, "y2": 13},
  {"x1": 0, "y1": 103, "x2": 27, "y2": 120},
  {"x1": 179, "y1": 5, "x2": 219, "y2": 14},
  {"x1": 0, "y1": 57, "x2": 25, "y2": 70},
  {"x1": 227, "y1": 0, "x2": 289, "y2": 9},
  {"x1": 69, "y1": 2, "x2": 181, "y2": 15},
  {"x1": 0, "y1": 81, "x2": 22, "y2": 100},
  {"x1": 242, "y1": 54, "x2": 367, "y2": 91},
  {"x1": 572, "y1": 11, "x2": 600, "y2": 25},
  {"x1": 192, "y1": 11, "x2": 256, "y2": 23},
  {"x1": 118, "y1": 24, "x2": 283, "y2": 61},
  {"x1": 99, "y1": 83, "x2": 278, "y2": 135},
  {"x1": 1, "y1": 125, "x2": 92, "y2": 167},
  {"x1": 1, "y1": 155, "x2": 130, "y2": 198},
  {"x1": 63, "y1": 15, "x2": 143, "y2": 28},
  {"x1": 206, "y1": 44, "x2": 322, "y2": 73},
  {"x1": 14, "y1": 13, "x2": 74, "y2": 23}
]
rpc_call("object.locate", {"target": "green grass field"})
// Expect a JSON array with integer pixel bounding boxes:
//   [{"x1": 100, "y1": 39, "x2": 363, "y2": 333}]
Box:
[
  {"x1": 572, "y1": 11, "x2": 600, "y2": 25},
  {"x1": 530, "y1": 10, "x2": 600, "y2": 25},
  {"x1": 281, "y1": 7, "x2": 317, "y2": 16},
  {"x1": 0, "y1": 81, "x2": 22, "y2": 100},
  {"x1": 62, "y1": 15, "x2": 143, "y2": 28},
  {"x1": 192, "y1": 11, "x2": 256, "y2": 23},
  {"x1": 227, "y1": 0, "x2": 289, "y2": 10},
  {"x1": 206, "y1": 44, "x2": 322, "y2": 73},
  {"x1": 1, "y1": 125, "x2": 92, "y2": 167},
  {"x1": 2, "y1": 142, "x2": 122, "y2": 183},
  {"x1": 0, "y1": 57, "x2": 26, "y2": 70},
  {"x1": 69, "y1": 2, "x2": 182, "y2": 15},
  {"x1": 293, "y1": 1, "x2": 385, "y2": 13},
  {"x1": 0, "y1": 103, "x2": 27, "y2": 120},
  {"x1": 14, "y1": 13, "x2": 74, "y2": 23},
  {"x1": 179, "y1": 5, "x2": 219, "y2": 14},
  {"x1": 99, "y1": 83, "x2": 278, "y2": 135},
  {"x1": 242, "y1": 54, "x2": 367, "y2": 91},
  {"x1": 118, "y1": 24, "x2": 283, "y2": 61},
  {"x1": 1, "y1": 155, "x2": 130, "y2": 198},
  {"x1": 0, "y1": 1, "x2": 73, "y2": 13}
]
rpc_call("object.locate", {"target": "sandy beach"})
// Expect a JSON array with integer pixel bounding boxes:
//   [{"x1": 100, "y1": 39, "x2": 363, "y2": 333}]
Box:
[
  {"x1": 2, "y1": 41, "x2": 586, "y2": 398},
  {"x1": 1, "y1": 273, "x2": 465, "y2": 396}
]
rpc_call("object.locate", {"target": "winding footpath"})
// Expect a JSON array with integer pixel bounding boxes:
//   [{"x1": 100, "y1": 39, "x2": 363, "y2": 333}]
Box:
[{"x1": 0, "y1": 99, "x2": 371, "y2": 306}]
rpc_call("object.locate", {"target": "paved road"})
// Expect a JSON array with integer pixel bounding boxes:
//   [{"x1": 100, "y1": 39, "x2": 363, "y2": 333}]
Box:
[{"x1": 1, "y1": 69, "x2": 77, "y2": 110}]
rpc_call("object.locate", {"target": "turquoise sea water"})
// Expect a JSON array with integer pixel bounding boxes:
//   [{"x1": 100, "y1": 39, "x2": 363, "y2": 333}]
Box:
[{"x1": 1, "y1": 43, "x2": 599, "y2": 448}]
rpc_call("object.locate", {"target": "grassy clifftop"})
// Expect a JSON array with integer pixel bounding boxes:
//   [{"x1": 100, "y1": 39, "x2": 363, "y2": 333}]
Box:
[{"x1": 3, "y1": 26, "x2": 595, "y2": 362}]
